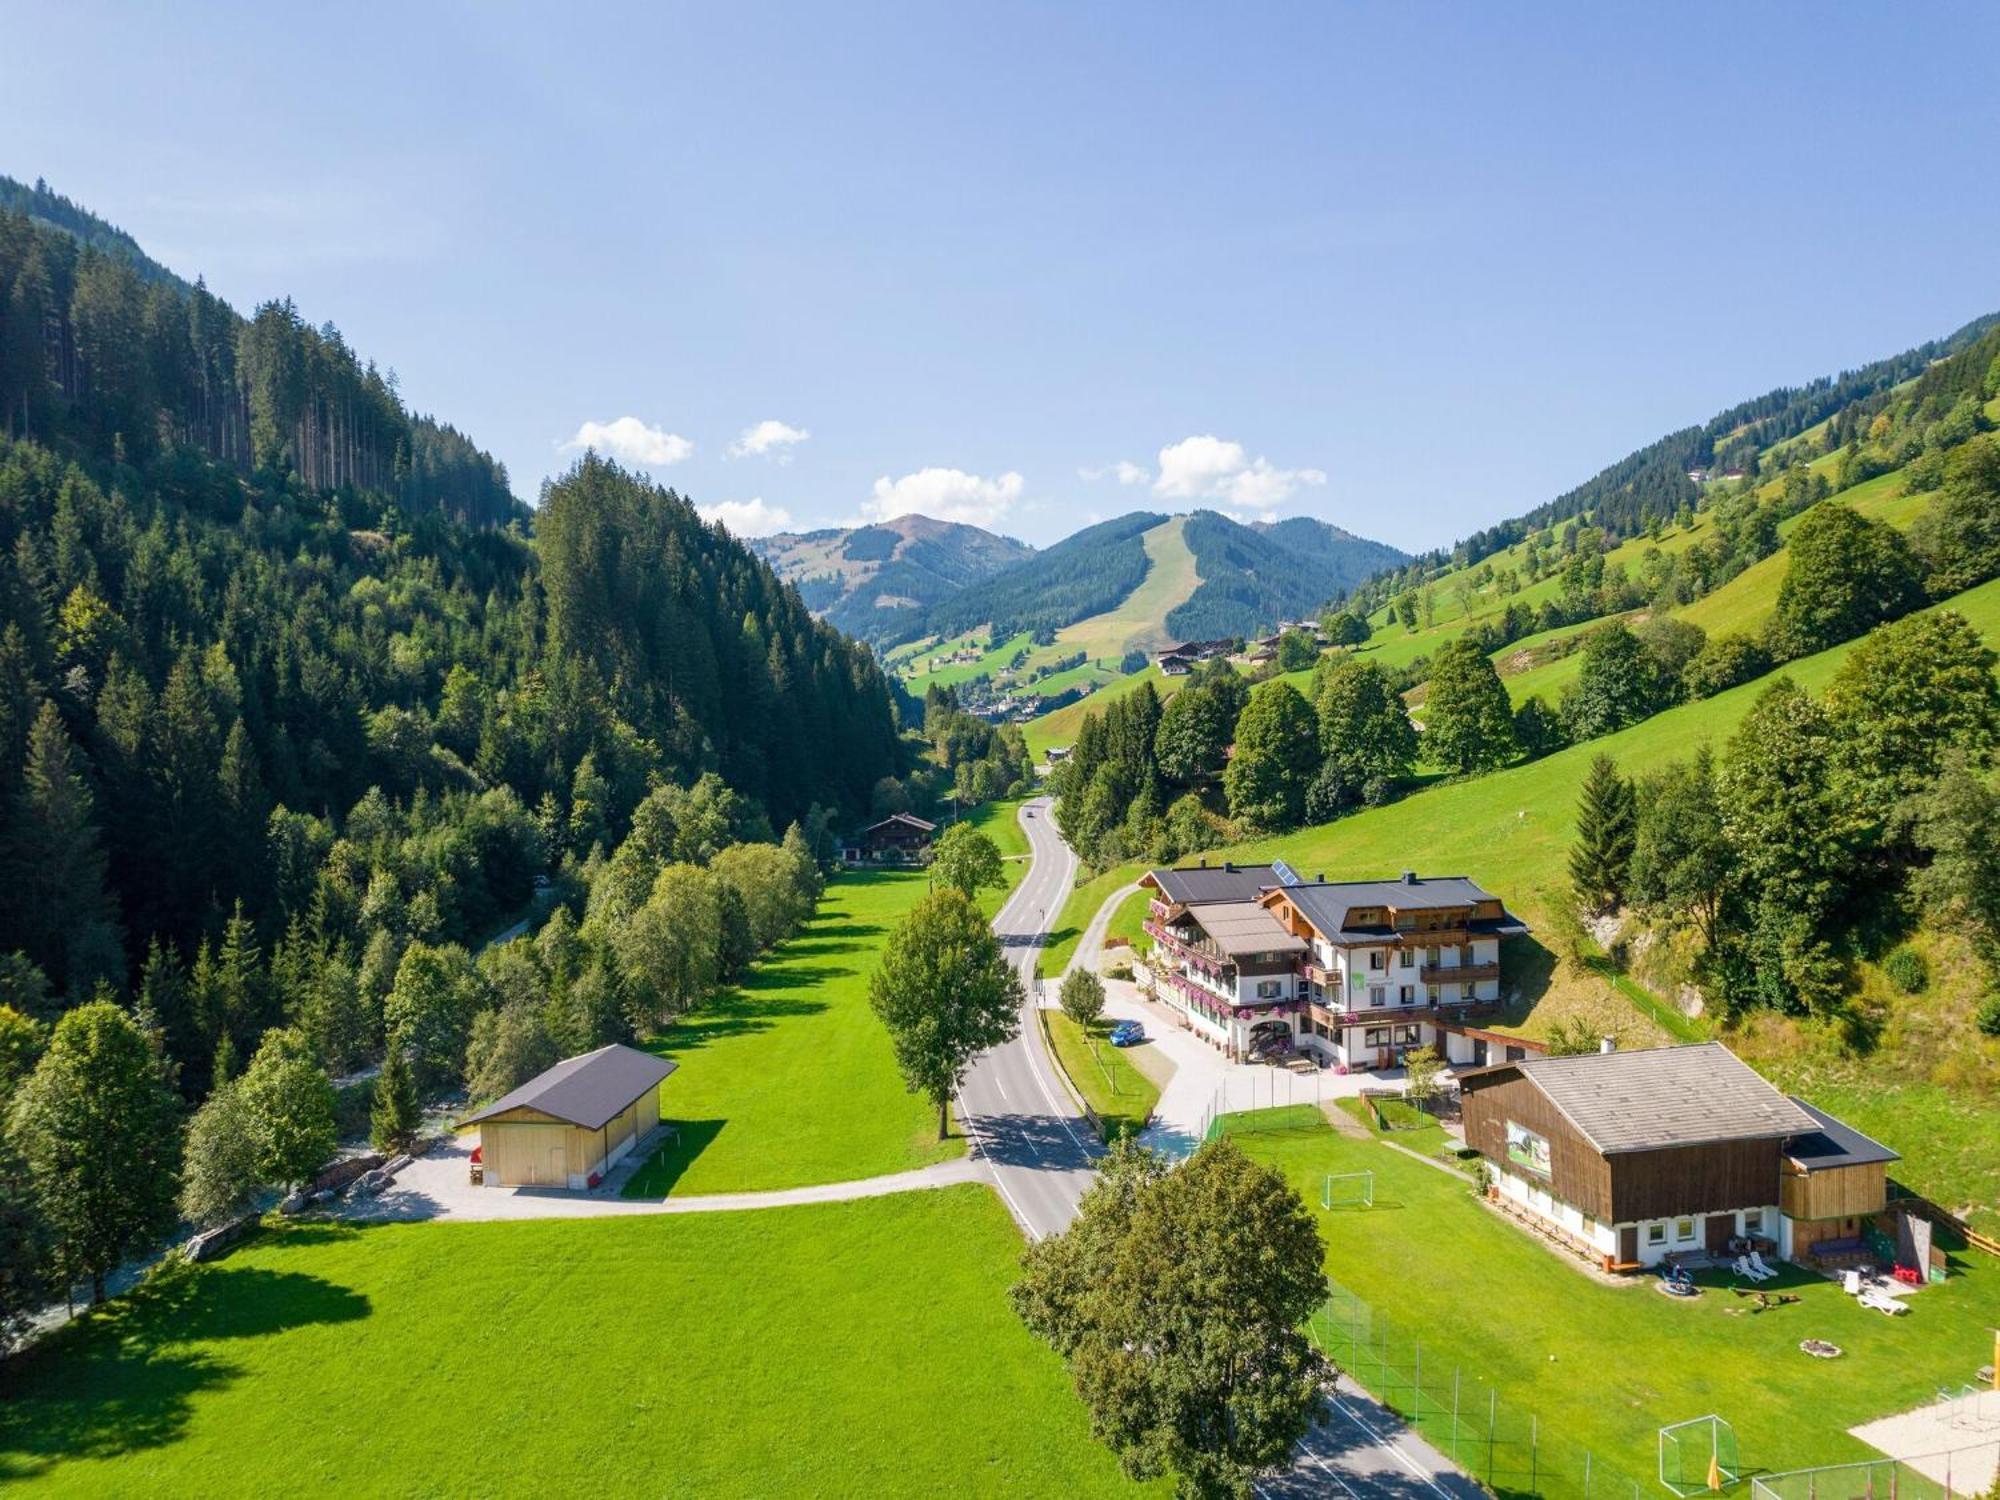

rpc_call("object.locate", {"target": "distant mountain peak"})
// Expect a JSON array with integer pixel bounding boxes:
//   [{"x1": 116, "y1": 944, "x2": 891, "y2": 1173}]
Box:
[{"x1": 750, "y1": 515, "x2": 1035, "y2": 643}]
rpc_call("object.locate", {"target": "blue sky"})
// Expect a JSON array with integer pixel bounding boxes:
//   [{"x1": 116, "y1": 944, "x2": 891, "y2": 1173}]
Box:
[{"x1": 6, "y1": 3, "x2": 2000, "y2": 551}]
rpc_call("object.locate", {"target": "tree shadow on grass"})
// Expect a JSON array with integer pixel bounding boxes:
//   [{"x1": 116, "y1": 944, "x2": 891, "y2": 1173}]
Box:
[
  {"x1": 0, "y1": 1263, "x2": 370, "y2": 1480},
  {"x1": 619, "y1": 1119, "x2": 725, "y2": 1198},
  {"x1": 645, "y1": 995, "x2": 830, "y2": 1056}
]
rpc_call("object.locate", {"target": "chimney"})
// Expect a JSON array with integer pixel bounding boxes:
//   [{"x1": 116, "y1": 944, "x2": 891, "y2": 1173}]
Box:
[
  {"x1": 1198, "y1": 858, "x2": 1208, "y2": 868},
  {"x1": 1401, "y1": 870, "x2": 1418, "y2": 885},
  {"x1": 1224, "y1": 861, "x2": 1236, "y2": 873},
  {"x1": 1599, "y1": 1037, "x2": 1616, "y2": 1054},
  {"x1": 1315, "y1": 872, "x2": 1324, "y2": 883}
]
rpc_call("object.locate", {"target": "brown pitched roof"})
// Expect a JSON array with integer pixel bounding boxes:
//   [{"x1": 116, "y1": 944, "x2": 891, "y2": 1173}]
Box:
[
  {"x1": 1484, "y1": 1042, "x2": 1816, "y2": 1155},
  {"x1": 1187, "y1": 902, "x2": 1308, "y2": 957},
  {"x1": 461, "y1": 1044, "x2": 677, "y2": 1131}
]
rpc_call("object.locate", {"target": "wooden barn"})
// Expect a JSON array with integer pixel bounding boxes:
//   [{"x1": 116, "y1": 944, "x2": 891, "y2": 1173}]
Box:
[
  {"x1": 463, "y1": 1044, "x2": 676, "y2": 1190},
  {"x1": 1461, "y1": 1041, "x2": 1895, "y2": 1272}
]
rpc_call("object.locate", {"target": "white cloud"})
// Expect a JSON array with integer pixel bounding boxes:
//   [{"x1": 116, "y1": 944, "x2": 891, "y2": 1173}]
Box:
[
  {"x1": 1079, "y1": 460, "x2": 1151, "y2": 486},
  {"x1": 727, "y1": 419, "x2": 811, "y2": 461},
  {"x1": 863, "y1": 467, "x2": 1024, "y2": 528},
  {"x1": 560, "y1": 416, "x2": 693, "y2": 467},
  {"x1": 1152, "y1": 434, "x2": 1325, "y2": 515},
  {"x1": 699, "y1": 497, "x2": 793, "y2": 537}
]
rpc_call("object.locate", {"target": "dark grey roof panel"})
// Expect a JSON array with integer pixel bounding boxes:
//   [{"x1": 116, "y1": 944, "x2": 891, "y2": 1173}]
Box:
[
  {"x1": 1512, "y1": 1042, "x2": 1816, "y2": 1154},
  {"x1": 462, "y1": 1043, "x2": 677, "y2": 1131},
  {"x1": 1784, "y1": 1097, "x2": 1900, "y2": 1168},
  {"x1": 1146, "y1": 863, "x2": 1281, "y2": 907}
]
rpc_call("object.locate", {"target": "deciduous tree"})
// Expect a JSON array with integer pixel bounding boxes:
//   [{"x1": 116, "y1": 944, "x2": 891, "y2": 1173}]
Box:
[
  {"x1": 1013, "y1": 1137, "x2": 1328, "y2": 1499},
  {"x1": 868, "y1": 888, "x2": 1022, "y2": 1139},
  {"x1": 928, "y1": 823, "x2": 1007, "y2": 900},
  {"x1": 1421, "y1": 640, "x2": 1515, "y2": 774},
  {"x1": 1060, "y1": 968, "x2": 1106, "y2": 1030},
  {"x1": 1223, "y1": 682, "x2": 1317, "y2": 831},
  {"x1": 8, "y1": 1001, "x2": 181, "y2": 1302}
]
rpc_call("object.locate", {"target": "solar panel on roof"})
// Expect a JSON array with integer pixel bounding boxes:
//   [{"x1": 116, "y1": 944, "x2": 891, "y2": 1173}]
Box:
[{"x1": 1272, "y1": 859, "x2": 1302, "y2": 887}]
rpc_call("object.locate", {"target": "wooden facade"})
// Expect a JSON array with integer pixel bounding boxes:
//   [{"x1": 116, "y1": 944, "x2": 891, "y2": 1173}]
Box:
[
  {"x1": 478, "y1": 1086, "x2": 662, "y2": 1189},
  {"x1": 1781, "y1": 1159, "x2": 1888, "y2": 1222},
  {"x1": 1462, "y1": 1069, "x2": 1614, "y2": 1220},
  {"x1": 1463, "y1": 1068, "x2": 1785, "y2": 1223}
]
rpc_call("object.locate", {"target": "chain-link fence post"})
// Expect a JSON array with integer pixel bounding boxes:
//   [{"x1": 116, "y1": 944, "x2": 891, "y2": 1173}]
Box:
[
  {"x1": 1487, "y1": 1388, "x2": 1497, "y2": 1488},
  {"x1": 1451, "y1": 1368, "x2": 1460, "y2": 1463}
]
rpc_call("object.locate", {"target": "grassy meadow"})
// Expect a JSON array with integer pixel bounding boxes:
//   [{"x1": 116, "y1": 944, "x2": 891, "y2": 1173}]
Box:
[
  {"x1": 622, "y1": 799, "x2": 1027, "y2": 1197},
  {"x1": 0, "y1": 1192, "x2": 1151, "y2": 1498}
]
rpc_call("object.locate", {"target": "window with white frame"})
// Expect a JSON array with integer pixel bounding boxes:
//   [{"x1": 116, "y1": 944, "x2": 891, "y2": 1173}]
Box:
[
  {"x1": 1674, "y1": 1217, "x2": 1696, "y2": 1243},
  {"x1": 1368, "y1": 950, "x2": 1386, "y2": 971},
  {"x1": 1256, "y1": 980, "x2": 1282, "y2": 999},
  {"x1": 1399, "y1": 948, "x2": 1415, "y2": 970},
  {"x1": 1368, "y1": 986, "x2": 1386, "y2": 1007},
  {"x1": 1741, "y1": 1208, "x2": 1766, "y2": 1237},
  {"x1": 1399, "y1": 985, "x2": 1415, "y2": 1004},
  {"x1": 1646, "y1": 1222, "x2": 1666, "y2": 1246}
]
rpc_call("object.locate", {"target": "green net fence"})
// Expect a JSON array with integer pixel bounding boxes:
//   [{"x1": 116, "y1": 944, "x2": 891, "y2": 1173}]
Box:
[{"x1": 1306, "y1": 1280, "x2": 1656, "y2": 1500}]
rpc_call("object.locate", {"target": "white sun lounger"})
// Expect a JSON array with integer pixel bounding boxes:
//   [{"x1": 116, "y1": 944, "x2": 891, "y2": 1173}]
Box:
[
  {"x1": 1749, "y1": 1251, "x2": 1779, "y2": 1279},
  {"x1": 1858, "y1": 1288, "x2": 1909, "y2": 1315}
]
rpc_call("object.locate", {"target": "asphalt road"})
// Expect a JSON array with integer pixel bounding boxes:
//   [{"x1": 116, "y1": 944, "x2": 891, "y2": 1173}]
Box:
[
  {"x1": 965, "y1": 798, "x2": 1484, "y2": 1500},
  {"x1": 957, "y1": 795, "x2": 1103, "y2": 1241}
]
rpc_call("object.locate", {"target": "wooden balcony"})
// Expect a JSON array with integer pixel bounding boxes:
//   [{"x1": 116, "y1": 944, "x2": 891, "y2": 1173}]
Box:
[
  {"x1": 1393, "y1": 928, "x2": 1471, "y2": 949},
  {"x1": 1421, "y1": 961, "x2": 1499, "y2": 985}
]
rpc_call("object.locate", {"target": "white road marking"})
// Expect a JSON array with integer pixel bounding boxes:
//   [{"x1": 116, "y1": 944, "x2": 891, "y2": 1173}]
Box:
[{"x1": 1328, "y1": 1395, "x2": 1453, "y2": 1497}]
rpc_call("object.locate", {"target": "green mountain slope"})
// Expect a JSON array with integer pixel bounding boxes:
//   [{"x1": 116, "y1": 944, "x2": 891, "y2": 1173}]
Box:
[
  {"x1": 749, "y1": 513, "x2": 1034, "y2": 644},
  {"x1": 1167, "y1": 512, "x2": 1408, "y2": 639}
]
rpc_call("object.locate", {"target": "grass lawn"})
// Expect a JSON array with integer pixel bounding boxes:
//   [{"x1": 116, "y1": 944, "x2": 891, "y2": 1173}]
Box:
[
  {"x1": 0, "y1": 1191, "x2": 1151, "y2": 1498},
  {"x1": 622, "y1": 799, "x2": 1029, "y2": 1197},
  {"x1": 1221, "y1": 1110, "x2": 2000, "y2": 1497},
  {"x1": 1102, "y1": 886, "x2": 1152, "y2": 956},
  {"x1": 1045, "y1": 1011, "x2": 1163, "y2": 1142}
]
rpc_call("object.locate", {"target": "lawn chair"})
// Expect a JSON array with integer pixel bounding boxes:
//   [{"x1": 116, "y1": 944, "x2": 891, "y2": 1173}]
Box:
[
  {"x1": 1858, "y1": 1286, "x2": 1909, "y2": 1316},
  {"x1": 1749, "y1": 1250, "x2": 1779, "y2": 1280}
]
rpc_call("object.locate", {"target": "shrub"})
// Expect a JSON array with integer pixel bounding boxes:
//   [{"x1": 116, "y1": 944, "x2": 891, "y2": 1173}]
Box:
[
  {"x1": 1976, "y1": 994, "x2": 2000, "y2": 1038},
  {"x1": 1881, "y1": 947, "x2": 1929, "y2": 995}
]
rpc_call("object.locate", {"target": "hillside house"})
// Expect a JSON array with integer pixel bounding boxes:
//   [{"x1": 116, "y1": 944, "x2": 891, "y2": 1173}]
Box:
[
  {"x1": 463, "y1": 1044, "x2": 675, "y2": 1190},
  {"x1": 1140, "y1": 864, "x2": 1528, "y2": 1068},
  {"x1": 842, "y1": 812, "x2": 936, "y2": 865},
  {"x1": 1460, "y1": 1043, "x2": 1898, "y2": 1271}
]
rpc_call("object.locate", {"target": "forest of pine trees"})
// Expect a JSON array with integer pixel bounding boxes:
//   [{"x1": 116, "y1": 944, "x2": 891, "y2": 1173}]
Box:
[
  {"x1": 0, "y1": 178, "x2": 516, "y2": 528},
  {"x1": 0, "y1": 184, "x2": 902, "y2": 1047}
]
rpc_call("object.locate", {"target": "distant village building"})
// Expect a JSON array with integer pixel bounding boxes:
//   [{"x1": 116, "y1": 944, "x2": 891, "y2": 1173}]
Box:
[
  {"x1": 842, "y1": 812, "x2": 937, "y2": 866},
  {"x1": 1153, "y1": 637, "x2": 1235, "y2": 673}
]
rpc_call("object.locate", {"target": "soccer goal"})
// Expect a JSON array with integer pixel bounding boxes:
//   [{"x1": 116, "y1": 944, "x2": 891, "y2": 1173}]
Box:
[
  {"x1": 1322, "y1": 1170, "x2": 1375, "y2": 1210},
  {"x1": 1660, "y1": 1415, "x2": 1741, "y2": 1496}
]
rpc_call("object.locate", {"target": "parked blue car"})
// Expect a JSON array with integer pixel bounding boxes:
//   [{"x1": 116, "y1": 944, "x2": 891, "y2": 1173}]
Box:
[{"x1": 1108, "y1": 1020, "x2": 1145, "y2": 1047}]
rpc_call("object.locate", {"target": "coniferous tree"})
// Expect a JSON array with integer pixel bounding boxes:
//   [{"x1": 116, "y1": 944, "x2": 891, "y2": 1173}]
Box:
[
  {"x1": 1569, "y1": 754, "x2": 1636, "y2": 914},
  {"x1": 370, "y1": 1043, "x2": 421, "y2": 1154},
  {"x1": 2, "y1": 701, "x2": 122, "y2": 999}
]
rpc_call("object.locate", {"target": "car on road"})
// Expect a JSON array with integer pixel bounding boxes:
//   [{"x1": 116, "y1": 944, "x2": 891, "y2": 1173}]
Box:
[{"x1": 1108, "y1": 1019, "x2": 1145, "y2": 1047}]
